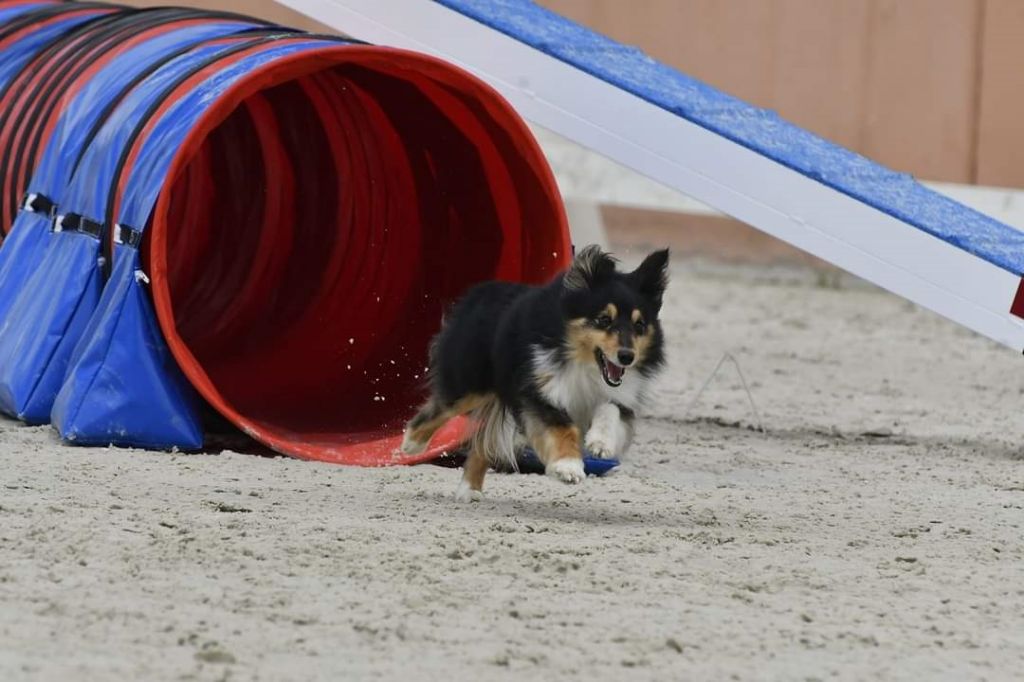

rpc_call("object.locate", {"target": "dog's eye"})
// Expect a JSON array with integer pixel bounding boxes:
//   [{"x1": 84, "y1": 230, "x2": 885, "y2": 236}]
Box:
[
  {"x1": 594, "y1": 315, "x2": 612, "y2": 329},
  {"x1": 634, "y1": 320, "x2": 647, "y2": 335}
]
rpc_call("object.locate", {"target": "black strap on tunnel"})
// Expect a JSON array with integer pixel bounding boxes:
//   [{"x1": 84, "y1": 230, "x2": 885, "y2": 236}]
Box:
[
  {"x1": 2, "y1": 7, "x2": 286, "y2": 234},
  {"x1": 112, "y1": 223, "x2": 143, "y2": 248},
  {"x1": 20, "y1": 191, "x2": 56, "y2": 217},
  {"x1": 54, "y1": 212, "x2": 103, "y2": 239},
  {"x1": 101, "y1": 32, "x2": 362, "y2": 277},
  {"x1": 288, "y1": 32, "x2": 371, "y2": 47}
]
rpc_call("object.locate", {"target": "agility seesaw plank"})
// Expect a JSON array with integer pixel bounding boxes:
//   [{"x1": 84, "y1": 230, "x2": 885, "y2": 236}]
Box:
[{"x1": 278, "y1": 0, "x2": 1024, "y2": 353}]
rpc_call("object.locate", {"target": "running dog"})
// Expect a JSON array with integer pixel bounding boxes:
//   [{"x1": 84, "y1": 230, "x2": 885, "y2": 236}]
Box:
[{"x1": 401, "y1": 245, "x2": 669, "y2": 501}]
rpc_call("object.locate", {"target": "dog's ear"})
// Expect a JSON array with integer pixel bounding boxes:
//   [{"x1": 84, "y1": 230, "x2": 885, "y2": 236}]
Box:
[
  {"x1": 629, "y1": 248, "x2": 669, "y2": 311},
  {"x1": 564, "y1": 245, "x2": 617, "y2": 292}
]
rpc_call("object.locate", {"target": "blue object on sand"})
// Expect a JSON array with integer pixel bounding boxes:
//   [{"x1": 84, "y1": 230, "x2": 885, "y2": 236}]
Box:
[{"x1": 518, "y1": 447, "x2": 620, "y2": 477}]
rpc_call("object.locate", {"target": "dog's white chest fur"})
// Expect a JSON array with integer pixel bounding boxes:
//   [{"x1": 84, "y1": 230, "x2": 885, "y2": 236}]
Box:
[{"x1": 532, "y1": 346, "x2": 644, "y2": 431}]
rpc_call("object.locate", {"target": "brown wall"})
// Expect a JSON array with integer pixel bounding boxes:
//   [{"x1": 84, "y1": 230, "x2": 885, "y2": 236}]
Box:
[
  {"x1": 541, "y1": 0, "x2": 1023, "y2": 189},
  {"x1": 976, "y1": 0, "x2": 1024, "y2": 188}
]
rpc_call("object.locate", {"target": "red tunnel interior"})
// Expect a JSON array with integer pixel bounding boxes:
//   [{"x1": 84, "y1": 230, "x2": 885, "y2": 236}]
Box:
[{"x1": 145, "y1": 48, "x2": 571, "y2": 465}]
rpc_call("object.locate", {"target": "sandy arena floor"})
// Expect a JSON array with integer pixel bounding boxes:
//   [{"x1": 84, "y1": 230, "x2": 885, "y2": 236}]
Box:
[{"x1": 2, "y1": 261, "x2": 1023, "y2": 681}]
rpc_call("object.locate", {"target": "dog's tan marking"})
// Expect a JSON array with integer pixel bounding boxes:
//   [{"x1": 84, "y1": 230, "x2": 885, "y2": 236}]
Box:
[
  {"x1": 529, "y1": 422, "x2": 584, "y2": 484},
  {"x1": 631, "y1": 309, "x2": 642, "y2": 323},
  {"x1": 634, "y1": 314, "x2": 655, "y2": 363},
  {"x1": 565, "y1": 318, "x2": 623, "y2": 365},
  {"x1": 528, "y1": 422, "x2": 581, "y2": 466},
  {"x1": 635, "y1": 332, "x2": 653, "y2": 363},
  {"x1": 406, "y1": 393, "x2": 488, "y2": 447},
  {"x1": 605, "y1": 303, "x2": 618, "y2": 319}
]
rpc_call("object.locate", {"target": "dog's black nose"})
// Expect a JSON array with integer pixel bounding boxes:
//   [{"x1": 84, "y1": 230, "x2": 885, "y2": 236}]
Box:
[{"x1": 617, "y1": 349, "x2": 635, "y2": 366}]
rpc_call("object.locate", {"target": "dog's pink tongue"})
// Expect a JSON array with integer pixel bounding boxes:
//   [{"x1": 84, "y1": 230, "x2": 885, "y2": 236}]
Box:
[{"x1": 607, "y1": 362, "x2": 625, "y2": 382}]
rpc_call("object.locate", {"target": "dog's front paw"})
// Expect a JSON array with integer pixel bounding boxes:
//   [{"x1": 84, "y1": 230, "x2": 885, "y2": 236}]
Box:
[
  {"x1": 584, "y1": 429, "x2": 615, "y2": 459},
  {"x1": 454, "y1": 480, "x2": 483, "y2": 503},
  {"x1": 585, "y1": 403, "x2": 629, "y2": 459},
  {"x1": 546, "y1": 458, "x2": 585, "y2": 484}
]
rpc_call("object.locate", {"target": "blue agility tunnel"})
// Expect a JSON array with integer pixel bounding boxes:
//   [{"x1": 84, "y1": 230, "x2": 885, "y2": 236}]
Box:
[{"x1": 0, "y1": 1, "x2": 571, "y2": 464}]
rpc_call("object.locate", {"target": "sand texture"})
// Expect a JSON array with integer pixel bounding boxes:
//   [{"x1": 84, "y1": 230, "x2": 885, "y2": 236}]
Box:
[{"x1": 2, "y1": 263, "x2": 1023, "y2": 681}]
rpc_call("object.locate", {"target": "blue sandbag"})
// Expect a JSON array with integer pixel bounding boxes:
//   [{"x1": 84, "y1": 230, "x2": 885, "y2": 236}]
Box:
[{"x1": 52, "y1": 247, "x2": 204, "y2": 448}]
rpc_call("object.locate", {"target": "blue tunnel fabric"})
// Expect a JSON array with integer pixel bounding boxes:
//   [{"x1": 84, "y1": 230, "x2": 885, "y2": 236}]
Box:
[
  {"x1": 0, "y1": 22, "x2": 108, "y2": 105},
  {"x1": 0, "y1": 4, "x2": 52, "y2": 34},
  {"x1": 0, "y1": 22, "x2": 270, "y2": 423},
  {"x1": 0, "y1": 5, "x2": 116, "y2": 91},
  {"x1": 0, "y1": 21, "x2": 262, "y2": 322}
]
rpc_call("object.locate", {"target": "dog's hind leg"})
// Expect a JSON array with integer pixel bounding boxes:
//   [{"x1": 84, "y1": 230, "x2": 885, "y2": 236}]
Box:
[
  {"x1": 455, "y1": 443, "x2": 487, "y2": 503},
  {"x1": 401, "y1": 394, "x2": 488, "y2": 455},
  {"x1": 401, "y1": 398, "x2": 446, "y2": 454}
]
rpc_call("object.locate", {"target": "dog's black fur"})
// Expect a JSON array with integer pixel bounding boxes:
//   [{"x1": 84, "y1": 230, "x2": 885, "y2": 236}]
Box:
[{"x1": 402, "y1": 246, "x2": 669, "y2": 499}]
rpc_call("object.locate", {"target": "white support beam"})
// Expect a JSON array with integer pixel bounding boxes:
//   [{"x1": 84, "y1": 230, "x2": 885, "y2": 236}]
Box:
[{"x1": 530, "y1": 125, "x2": 1024, "y2": 231}]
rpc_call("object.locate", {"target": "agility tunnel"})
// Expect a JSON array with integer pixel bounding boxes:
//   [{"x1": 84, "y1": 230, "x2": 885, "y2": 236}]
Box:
[{"x1": 0, "y1": 1, "x2": 570, "y2": 464}]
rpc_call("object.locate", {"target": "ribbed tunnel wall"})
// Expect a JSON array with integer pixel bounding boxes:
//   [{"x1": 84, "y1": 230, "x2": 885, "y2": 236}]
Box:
[{"x1": 0, "y1": 1, "x2": 570, "y2": 464}]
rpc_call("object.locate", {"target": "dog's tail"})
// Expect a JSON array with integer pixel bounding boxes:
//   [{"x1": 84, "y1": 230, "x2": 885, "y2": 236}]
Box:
[{"x1": 468, "y1": 396, "x2": 520, "y2": 472}]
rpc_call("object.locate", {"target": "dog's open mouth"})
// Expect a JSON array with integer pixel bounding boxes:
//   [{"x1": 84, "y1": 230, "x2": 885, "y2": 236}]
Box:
[{"x1": 595, "y1": 349, "x2": 625, "y2": 387}]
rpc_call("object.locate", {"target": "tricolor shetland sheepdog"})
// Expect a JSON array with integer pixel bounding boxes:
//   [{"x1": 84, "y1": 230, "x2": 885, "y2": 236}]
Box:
[{"x1": 402, "y1": 245, "x2": 669, "y2": 501}]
